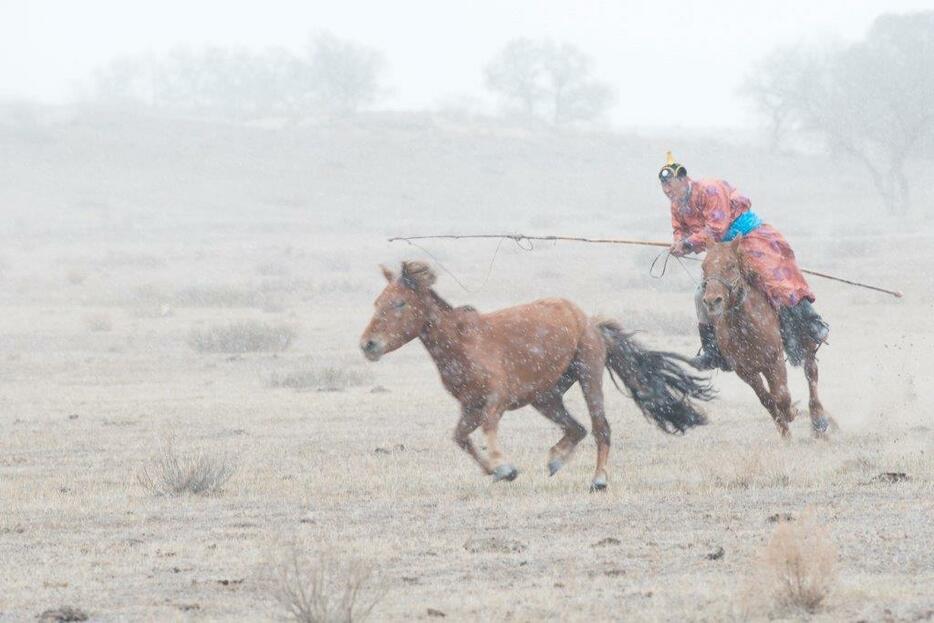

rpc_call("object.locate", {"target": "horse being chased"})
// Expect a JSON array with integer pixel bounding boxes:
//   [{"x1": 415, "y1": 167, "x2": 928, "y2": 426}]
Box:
[
  {"x1": 360, "y1": 261, "x2": 712, "y2": 491},
  {"x1": 702, "y1": 239, "x2": 834, "y2": 437}
]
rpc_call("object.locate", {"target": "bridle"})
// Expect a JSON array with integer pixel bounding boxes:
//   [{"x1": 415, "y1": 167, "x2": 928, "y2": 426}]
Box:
[{"x1": 702, "y1": 273, "x2": 748, "y2": 312}]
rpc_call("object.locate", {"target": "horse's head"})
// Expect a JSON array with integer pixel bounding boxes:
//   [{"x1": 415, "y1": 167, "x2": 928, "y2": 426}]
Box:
[
  {"x1": 701, "y1": 238, "x2": 747, "y2": 318},
  {"x1": 359, "y1": 261, "x2": 437, "y2": 361}
]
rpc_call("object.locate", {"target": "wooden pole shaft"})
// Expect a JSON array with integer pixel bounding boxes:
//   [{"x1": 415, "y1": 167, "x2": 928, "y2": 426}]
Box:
[{"x1": 388, "y1": 233, "x2": 903, "y2": 298}]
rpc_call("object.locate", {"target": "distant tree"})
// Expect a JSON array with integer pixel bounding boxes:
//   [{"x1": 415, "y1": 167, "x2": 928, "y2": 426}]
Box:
[
  {"x1": 742, "y1": 12, "x2": 934, "y2": 214},
  {"x1": 92, "y1": 53, "x2": 159, "y2": 106},
  {"x1": 306, "y1": 33, "x2": 386, "y2": 114},
  {"x1": 484, "y1": 38, "x2": 616, "y2": 125},
  {"x1": 90, "y1": 34, "x2": 386, "y2": 121}
]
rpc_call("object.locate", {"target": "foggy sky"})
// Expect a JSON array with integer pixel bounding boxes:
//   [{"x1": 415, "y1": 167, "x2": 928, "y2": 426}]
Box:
[{"x1": 2, "y1": 0, "x2": 932, "y2": 127}]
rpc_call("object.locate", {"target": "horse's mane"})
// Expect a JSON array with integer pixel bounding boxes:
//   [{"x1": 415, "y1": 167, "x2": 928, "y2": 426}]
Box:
[
  {"x1": 428, "y1": 289, "x2": 453, "y2": 311},
  {"x1": 428, "y1": 289, "x2": 478, "y2": 314}
]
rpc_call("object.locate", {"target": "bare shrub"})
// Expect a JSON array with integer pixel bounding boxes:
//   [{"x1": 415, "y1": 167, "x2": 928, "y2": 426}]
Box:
[
  {"x1": 83, "y1": 313, "x2": 113, "y2": 332},
  {"x1": 127, "y1": 284, "x2": 174, "y2": 318},
  {"x1": 66, "y1": 268, "x2": 88, "y2": 285},
  {"x1": 187, "y1": 321, "x2": 296, "y2": 353},
  {"x1": 711, "y1": 449, "x2": 790, "y2": 490},
  {"x1": 99, "y1": 251, "x2": 166, "y2": 269},
  {"x1": 749, "y1": 510, "x2": 837, "y2": 615},
  {"x1": 137, "y1": 440, "x2": 236, "y2": 496},
  {"x1": 314, "y1": 279, "x2": 365, "y2": 295},
  {"x1": 257, "y1": 260, "x2": 290, "y2": 276},
  {"x1": 175, "y1": 284, "x2": 260, "y2": 308},
  {"x1": 269, "y1": 367, "x2": 370, "y2": 391},
  {"x1": 274, "y1": 546, "x2": 383, "y2": 623}
]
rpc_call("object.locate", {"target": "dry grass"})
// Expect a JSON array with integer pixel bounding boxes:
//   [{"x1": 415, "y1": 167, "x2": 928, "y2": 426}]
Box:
[
  {"x1": 746, "y1": 509, "x2": 838, "y2": 616},
  {"x1": 66, "y1": 268, "x2": 88, "y2": 285},
  {"x1": 187, "y1": 320, "x2": 297, "y2": 353},
  {"x1": 175, "y1": 284, "x2": 262, "y2": 308},
  {"x1": 137, "y1": 440, "x2": 237, "y2": 496},
  {"x1": 83, "y1": 312, "x2": 113, "y2": 332},
  {"x1": 269, "y1": 367, "x2": 370, "y2": 391},
  {"x1": 274, "y1": 546, "x2": 383, "y2": 623}
]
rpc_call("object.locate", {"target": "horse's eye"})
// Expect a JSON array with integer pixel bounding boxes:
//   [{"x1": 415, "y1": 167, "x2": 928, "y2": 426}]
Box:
[{"x1": 392, "y1": 300, "x2": 406, "y2": 309}]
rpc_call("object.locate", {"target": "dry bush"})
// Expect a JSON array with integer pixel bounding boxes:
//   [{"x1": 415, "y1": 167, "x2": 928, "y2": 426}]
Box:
[
  {"x1": 269, "y1": 367, "x2": 370, "y2": 391},
  {"x1": 256, "y1": 260, "x2": 290, "y2": 276},
  {"x1": 175, "y1": 284, "x2": 261, "y2": 308},
  {"x1": 745, "y1": 510, "x2": 837, "y2": 615},
  {"x1": 274, "y1": 546, "x2": 383, "y2": 623},
  {"x1": 187, "y1": 321, "x2": 296, "y2": 353},
  {"x1": 66, "y1": 268, "x2": 88, "y2": 285},
  {"x1": 99, "y1": 251, "x2": 166, "y2": 269},
  {"x1": 83, "y1": 313, "x2": 113, "y2": 332},
  {"x1": 314, "y1": 279, "x2": 365, "y2": 295},
  {"x1": 137, "y1": 440, "x2": 236, "y2": 496},
  {"x1": 710, "y1": 449, "x2": 791, "y2": 490}
]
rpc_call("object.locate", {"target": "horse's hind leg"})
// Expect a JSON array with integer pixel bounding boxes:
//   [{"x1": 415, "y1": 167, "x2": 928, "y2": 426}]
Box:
[
  {"x1": 803, "y1": 345, "x2": 831, "y2": 436},
  {"x1": 735, "y1": 366, "x2": 790, "y2": 438},
  {"x1": 576, "y1": 330, "x2": 611, "y2": 491},
  {"x1": 531, "y1": 392, "x2": 586, "y2": 477}
]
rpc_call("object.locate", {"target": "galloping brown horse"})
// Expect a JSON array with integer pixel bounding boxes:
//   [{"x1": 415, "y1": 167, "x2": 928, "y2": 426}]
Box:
[
  {"x1": 702, "y1": 239, "x2": 832, "y2": 437},
  {"x1": 360, "y1": 261, "x2": 712, "y2": 491}
]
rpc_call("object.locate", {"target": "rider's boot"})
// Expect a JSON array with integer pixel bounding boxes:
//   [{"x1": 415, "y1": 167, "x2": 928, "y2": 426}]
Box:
[
  {"x1": 689, "y1": 324, "x2": 732, "y2": 372},
  {"x1": 794, "y1": 300, "x2": 830, "y2": 344}
]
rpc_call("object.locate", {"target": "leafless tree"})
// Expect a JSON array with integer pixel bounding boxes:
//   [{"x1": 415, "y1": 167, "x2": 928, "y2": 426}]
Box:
[
  {"x1": 484, "y1": 38, "x2": 616, "y2": 125},
  {"x1": 742, "y1": 12, "x2": 934, "y2": 214}
]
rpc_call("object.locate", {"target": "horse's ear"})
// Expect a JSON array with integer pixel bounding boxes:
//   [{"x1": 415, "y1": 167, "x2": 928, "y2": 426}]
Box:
[
  {"x1": 400, "y1": 261, "x2": 437, "y2": 290},
  {"x1": 380, "y1": 265, "x2": 395, "y2": 283}
]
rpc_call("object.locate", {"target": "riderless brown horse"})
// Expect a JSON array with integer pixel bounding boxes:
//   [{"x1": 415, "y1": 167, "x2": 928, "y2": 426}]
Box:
[
  {"x1": 359, "y1": 261, "x2": 712, "y2": 491},
  {"x1": 701, "y1": 239, "x2": 832, "y2": 437}
]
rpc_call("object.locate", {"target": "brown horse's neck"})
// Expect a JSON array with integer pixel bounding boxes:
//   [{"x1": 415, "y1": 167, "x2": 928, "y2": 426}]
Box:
[
  {"x1": 417, "y1": 291, "x2": 473, "y2": 384},
  {"x1": 719, "y1": 278, "x2": 773, "y2": 330}
]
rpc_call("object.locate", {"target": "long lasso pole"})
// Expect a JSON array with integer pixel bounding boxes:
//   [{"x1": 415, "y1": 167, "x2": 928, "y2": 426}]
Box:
[{"x1": 387, "y1": 233, "x2": 904, "y2": 298}]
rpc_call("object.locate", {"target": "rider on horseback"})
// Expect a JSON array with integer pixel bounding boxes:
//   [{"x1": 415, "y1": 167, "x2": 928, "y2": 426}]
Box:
[{"x1": 659, "y1": 152, "x2": 830, "y2": 371}]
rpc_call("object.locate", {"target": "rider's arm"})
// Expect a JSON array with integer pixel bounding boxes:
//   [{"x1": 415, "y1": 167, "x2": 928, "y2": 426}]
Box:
[{"x1": 684, "y1": 183, "x2": 732, "y2": 252}]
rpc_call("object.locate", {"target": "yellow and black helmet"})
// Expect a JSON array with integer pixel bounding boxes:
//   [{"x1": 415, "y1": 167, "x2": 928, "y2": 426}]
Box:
[{"x1": 658, "y1": 151, "x2": 687, "y2": 183}]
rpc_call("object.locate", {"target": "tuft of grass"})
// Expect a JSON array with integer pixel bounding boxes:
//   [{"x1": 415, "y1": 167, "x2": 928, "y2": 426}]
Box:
[
  {"x1": 269, "y1": 367, "x2": 370, "y2": 392},
  {"x1": 175, "y1": 285, "x2": 261, "y2": 308},
  {"x1": 274, "y1": 546, "x2": 383, "y2": 623},
  {"x1": 137, "y1": 440, "x2": 236, "y2": 496},
  {"x1": 66, "y1": 268, "x2": 88, "y2": 285},
  {"x1": 188, "y1": 321, "x2": 296, "y2": 353},
  {"x1": 83, "y1": 313, "x2": 113, "y2": 332},
  {"x1": 757, "y1": 509, "x2": 837, "y2": 614}
]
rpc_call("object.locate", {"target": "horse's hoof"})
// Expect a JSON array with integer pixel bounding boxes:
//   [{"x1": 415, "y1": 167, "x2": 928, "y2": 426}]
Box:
[
  {"x1": 492, "y1": 464, "x2": 519, "y2": 482},
  {"x1": 812, "y1": 415, "x2": 829, "y2": 432},
  {"x1": 590, "y1": 477, "x2": 608, "y2": 493},
  {"x1": 547, "y1": 459, "x2": 563, "y2": 476}
]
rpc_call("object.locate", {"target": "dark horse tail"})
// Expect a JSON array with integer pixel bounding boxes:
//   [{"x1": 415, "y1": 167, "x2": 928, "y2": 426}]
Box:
[{"x1": 598, "y1": 321, "x2": 714, "y2": 434}]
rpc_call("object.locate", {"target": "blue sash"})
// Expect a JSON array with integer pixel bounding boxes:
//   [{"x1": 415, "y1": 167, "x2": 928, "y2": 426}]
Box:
[{"x1": 722, "y1": 211, "x2": 762, "y2": 241}]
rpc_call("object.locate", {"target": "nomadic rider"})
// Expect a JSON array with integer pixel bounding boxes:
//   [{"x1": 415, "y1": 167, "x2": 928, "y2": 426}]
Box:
[{"x1": 660, "y1": 152, "x2": 830, "y2": 370}]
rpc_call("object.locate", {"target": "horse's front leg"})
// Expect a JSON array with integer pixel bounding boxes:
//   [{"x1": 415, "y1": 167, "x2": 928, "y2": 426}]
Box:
[
  {"x1": 803, "y1": 346, "x2": 831, "y2": 436},
  {"x1": 480, "y1": 401, "x2": 518, "y2": 482},
  {"x1": 735, "y1": 365, "x2": 790, "y2": 438},
  {"x1": 763, "y1": 359, "x2": 799, "y2": 436},
  {"x1": 453, "y1": 405, "x2": 493, "y2": 475}
]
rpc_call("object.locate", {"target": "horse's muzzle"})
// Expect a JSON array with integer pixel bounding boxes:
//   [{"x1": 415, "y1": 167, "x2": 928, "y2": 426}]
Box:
[{"x1": 360, "y1": 338, "x2": 384, "y2": 361}]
